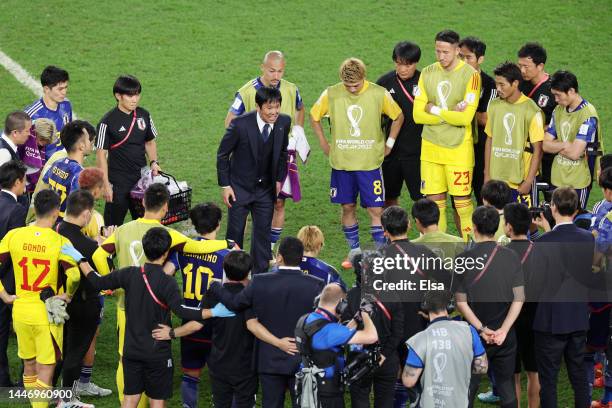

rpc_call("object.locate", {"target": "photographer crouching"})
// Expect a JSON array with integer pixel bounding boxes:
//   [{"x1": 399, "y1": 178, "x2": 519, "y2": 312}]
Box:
[{"x1": 295, "y1": 284, "x2": 378, "y2": 408}]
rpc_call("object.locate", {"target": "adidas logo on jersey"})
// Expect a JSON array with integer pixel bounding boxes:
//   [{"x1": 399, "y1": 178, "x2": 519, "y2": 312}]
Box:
[
  {"x1": 375, "y1": 196, "x2": 383, "y2": 202},
  {"x1": 389, "y1": 88, "x2": 395, "y2": 94},
  {"x1": 119, "y1": 126, "x2": 126, "y2": 132}
]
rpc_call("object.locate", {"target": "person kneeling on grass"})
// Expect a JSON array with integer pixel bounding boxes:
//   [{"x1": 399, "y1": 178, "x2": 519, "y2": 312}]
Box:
[{"x1": 61, "y1": 227, "x2": 235, "y2": 408}]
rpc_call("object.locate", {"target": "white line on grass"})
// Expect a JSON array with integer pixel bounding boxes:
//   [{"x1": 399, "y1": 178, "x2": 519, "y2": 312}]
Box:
[{"x1": 0, "y1": 48, "x2": 77, "y2": 118}]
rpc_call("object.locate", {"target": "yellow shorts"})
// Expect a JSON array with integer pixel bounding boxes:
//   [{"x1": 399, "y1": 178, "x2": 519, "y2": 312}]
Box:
[
  {"x1": 117, "y1": 307, "x2": 126, "y2": 356},
  {"x1": 421, "y1": 161, "x2": 473, "y2": 196},
  {"x1": 14, "y1": 321, "x2": 59, "y2": 365}
]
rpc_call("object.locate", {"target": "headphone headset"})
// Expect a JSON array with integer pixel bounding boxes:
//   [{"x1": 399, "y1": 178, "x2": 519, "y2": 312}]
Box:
[{"x1": 312, "y1": 291, "x2": 348, "y2": 317}]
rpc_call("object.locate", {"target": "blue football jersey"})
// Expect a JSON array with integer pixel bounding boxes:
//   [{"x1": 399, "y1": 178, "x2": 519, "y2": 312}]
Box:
[
  {"x1": 24, "y1": 98, "x2": 73, "y2": 160},
  {"x1": 171, "y1": 238, "x2": 229, "y2": 340},
  {"x1": 591, "y1": 200, "x2": 612, "y2": 232},
  {"x1": 301, "y1": 256, "x2": 346, "y2": 290},
  {"x1": 42, "y1": 157, "x2": 82, "y2": 217}
]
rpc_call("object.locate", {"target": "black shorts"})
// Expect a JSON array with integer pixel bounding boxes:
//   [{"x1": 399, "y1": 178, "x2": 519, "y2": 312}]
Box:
[
  {"x1": 123, "y1": 357, "x2": 174, "y2": 400},
  {"x1": 382, "y1": 158, "x2": 422, "y2": 201},
  {"x1": 514, "y1": 305, "x2": 537, "y2": 373},
  {"x1": 181, "y1": 337, "x2": 211, "y2": 370}
]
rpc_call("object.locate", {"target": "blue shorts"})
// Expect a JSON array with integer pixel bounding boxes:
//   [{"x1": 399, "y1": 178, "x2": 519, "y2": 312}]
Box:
[
  {"x1": 330, "y1": 168, "x2": 384, "y2": 208},
  {"x1": 510, "y1": 183, "x2": 538, "y2": 208},
  {"x1": 180, "y1": 336, "x2": 212, "y2": 370}
]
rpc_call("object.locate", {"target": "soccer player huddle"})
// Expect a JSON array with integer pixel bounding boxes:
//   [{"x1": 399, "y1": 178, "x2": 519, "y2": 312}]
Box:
[{"x1": 0, "y1": 27, "x2": 608, "y2": 408}]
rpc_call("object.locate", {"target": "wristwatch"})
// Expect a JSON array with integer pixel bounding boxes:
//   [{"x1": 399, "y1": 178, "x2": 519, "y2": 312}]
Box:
[
  {"x1": 477, "y1": 324, "x2": 487, "y2": 334},
  {"x1": 169, "y1": 328, "x2": 176, "y2": 340},
  {"x1": 149, "y1": 160, "x2": 159, "y2": 167}
]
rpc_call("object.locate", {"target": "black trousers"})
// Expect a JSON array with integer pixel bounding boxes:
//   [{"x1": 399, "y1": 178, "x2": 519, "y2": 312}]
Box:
[
  {"x1": 469, "y1": 330, "x2": 517, "y2": 408},
  {"x1": 349, "y1": 352, "x2": 399, "y2": 408},
  {"x1": 472, "y1": 130, "x2": 487, "y2": 206},
  {"x1": 534, "y1": 330, "x2": 589, "y2": 408},
  {"x1": 209, "y1": 373, "x2": 257, "y2": 408},
  {"x1": 104, "y1": 177, "x2": 140, "y2": 227},
  {"x1": 61, "y1": 299, "x2": 100, "y2": 388},
  {"x1": 226, "y1": 184, "x2": 274, "y2": 275},
  {"x1": 259, "y1": 373, "x2": 297, "y2": 408},
  {"x1": 0, "y1": 268, "x2": 14, "y2": 386}
]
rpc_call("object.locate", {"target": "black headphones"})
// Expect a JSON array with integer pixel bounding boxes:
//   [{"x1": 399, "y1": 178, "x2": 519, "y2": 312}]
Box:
[{"x1": 313, "y1": 294, "x2": 348, "y2": 317}]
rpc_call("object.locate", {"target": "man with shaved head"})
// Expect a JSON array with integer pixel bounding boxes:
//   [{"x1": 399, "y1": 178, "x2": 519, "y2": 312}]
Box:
[{"x1": 225, "y1": 51, "x2": 307, "y2": 255}]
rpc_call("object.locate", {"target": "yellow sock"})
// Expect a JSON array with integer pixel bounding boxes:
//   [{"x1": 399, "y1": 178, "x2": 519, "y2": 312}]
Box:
[
  {"x1": 117, "y1": 358, "x2": 124, "y2": 403},
  {"x1": 33, "y1": 378, "x2": 51, "y2": 408},
  {"x1": 454, "y1": 198, "x2": 474, "y2": 241},
  {"x1": 434, "y1": 199, "x2": 448, "y2": 232}
]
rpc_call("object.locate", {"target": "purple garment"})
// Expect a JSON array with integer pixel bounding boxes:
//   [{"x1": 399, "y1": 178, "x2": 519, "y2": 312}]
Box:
[
  {"x1": 18, "y1": 134, "x2": 45, "y2": 192},
  {"x1": 280, "y1": 150, "x2": 302, "y2": 202}
]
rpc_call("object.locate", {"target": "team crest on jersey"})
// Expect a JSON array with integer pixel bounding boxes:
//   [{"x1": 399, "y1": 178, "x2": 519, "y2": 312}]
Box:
[
  {"x1": 330, "y1": 187, "x2": 337, "y2": 198},
  {"x1": 413, "y1": 85, "x2": 420, "y2": 97},
  {"x1": 537, "y1": 94, "x2": 549, "y2": 108},
  {"x1": 62, "y1": 114, "x2": 70, "y2": 125},
  {"x1": 137, "y1": 118, "x2": 146, "y2": 131}
]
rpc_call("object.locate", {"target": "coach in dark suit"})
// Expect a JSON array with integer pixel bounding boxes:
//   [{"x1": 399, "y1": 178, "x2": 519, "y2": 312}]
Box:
[
  {"x1": 0, "y1": 160, "x2": 27, "y2": 386},
  {"x1": 209, "y1": 237, "x2": 324, "y2": 408},
  {"x1": 533, "y1": 187, "x2": 594, "y2": 408},
  {"x1": 217, "y1": 86, "x2": 289, "y2": 274}
]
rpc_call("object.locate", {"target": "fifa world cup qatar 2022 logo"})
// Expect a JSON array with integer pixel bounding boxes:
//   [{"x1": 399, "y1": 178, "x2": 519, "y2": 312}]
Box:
[
  {"x1": 503, "y1": 113, "x2": 516, "y2": 145},
  {"x1": 436, "y1": 80, "x2": 452, "y2": 110},
  {"x1": 346, "y1": 104, "x2": 363, "y2": 137}
]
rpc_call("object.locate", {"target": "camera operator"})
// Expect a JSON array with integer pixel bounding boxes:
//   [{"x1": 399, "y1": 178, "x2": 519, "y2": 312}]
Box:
[
  {"x1": 403, "y1": 290, "x2": 488, "y2": 408},
  {"x1": 295, "y1": 283, "x2": 378, "y2": 408}
]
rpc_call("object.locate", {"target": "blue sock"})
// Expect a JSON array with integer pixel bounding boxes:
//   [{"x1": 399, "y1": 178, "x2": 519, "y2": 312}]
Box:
[
  {"x1": 181, "y1": 374, "x2": 199, "y2": 408},
  {"x1": 370, "y1": 225, "x2": 386, "y2": 248},
  {"x1": 343, "y1": 224, "x2": 360, "y2": 250},
  {"x1": 79, "y1": 365, "x2": 92, "y2": 384},
  {"x1": 270, "y1": 227, "x2": 282, "y2": 244},
  {"x1": 393, "y1": 379, "x2": 409, "y2": 408}
]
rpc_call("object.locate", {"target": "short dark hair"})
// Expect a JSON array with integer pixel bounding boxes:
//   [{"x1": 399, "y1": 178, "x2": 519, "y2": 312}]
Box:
[
  {"x1": 82, "y1": 121, "x2": 96, "y2": 142},
  {"x1": 41, "y1": 66, "x2": 69, "y2": 88},
  {"x1": 0, "y1": 160, "x2": 26, "y2": 189},
  {"x1": 4, "y1": 111, "x2": 31, "y2": 134},
  {"x1": 458, "y1": 36, "x2": 486, "y2": 58},
  {"x1": 34, "y1": 189, "x2": 61, "y2": 218},
  {"x1": 381, "y1": 206, "x2": 409, "y2": 236},
  {"x1": 600, "y1": 167, "x2": 612, "y2": 190},
  {"x1": 472, "y1": 205, "x2": 500, "y2": 237},
  {"x1": 278, "y1": 236, "x2": 304, "y2": 267},
  {"x1": 223, "y1": 250, "x2": 252, "y2": 281},
  {"x1": 143, "y1": 183, "x2": 170, "y2": 212},
  {"x1": 113, "y1": 75, "x2": 142, "y2": 96},
  {"x1": 518, "y1": 42, "x2": 547, "y2": 65},
  {"x1": 65, "y1": 190, "x2": 94, "y2": 218},
  {"x1": 493, "y1": 61, "x2": 523, "y2": 84},
  {"x1": 551, "y1": 187, "x2": 579, "y2": 216},
  {"x1": 601, "y1": 154, "x2": 612, "y2": 172},
  {"x1": 392, "y1": 41, "x2": 421, "y2": 64},
  {"x1": 503, "y1": 203, "x2": 531, "y2": 236},
  {"x1": 142, "y1": 227, "x2": 172, "y2": 261},
  {"x1": 255, "y1": 86, "x2": 282, "y2": 108},
  {"x1": 481, "y1": 180, "x2": 513, "y2": 210},
  {"x1": 411, "y1": 198, "x2": 440, "y2": 228},
  {"x1": 421, "y1": 290, "x2": 452, "y2": 313},
  {"x1": 60, "y1": 120, "x2": 88, "y2": 152},
  {"x1": 435, "y1": 30, "x2": 460, "y2": 45},
  {"x1": 550, "y1": 70, "x2": 579, "y2": 93},
  {"x1": 189, "y1": 203, "x2": 222, "y2": 235}
]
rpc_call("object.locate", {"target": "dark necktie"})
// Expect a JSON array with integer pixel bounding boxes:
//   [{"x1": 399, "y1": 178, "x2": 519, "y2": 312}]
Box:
[{"x1": 262, "y1": 124, "x2": 270, "y2": 143}]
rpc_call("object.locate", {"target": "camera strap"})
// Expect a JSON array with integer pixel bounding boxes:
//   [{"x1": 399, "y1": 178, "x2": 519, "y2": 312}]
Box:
[
  {"x1": 374, "y1": 298, "x2": 392, "y2": 321},
  {"x1": 468, "y1": 244, "x2": 500, "y2": 288},
  {"x1": 110, "y1": 110, "x2": 137, "y2": 150},
  {"x1": 140, "y1": 266, "x2": 168, "y2": 310},
  {"x1": 393, "y1": 242, "x2": 425, "y2": 277},
  {"x1": 520, "y1": 242, "x2": 534, "y2": 265}
]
